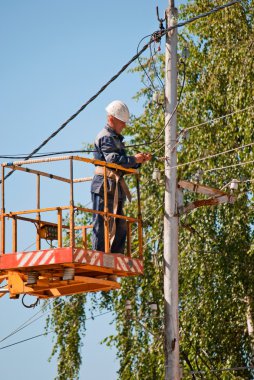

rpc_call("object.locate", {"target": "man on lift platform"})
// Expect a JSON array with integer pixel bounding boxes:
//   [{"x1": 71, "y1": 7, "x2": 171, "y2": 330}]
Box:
[{"x1": 91, "y1": 100, "x2": 151, "y2": 253}]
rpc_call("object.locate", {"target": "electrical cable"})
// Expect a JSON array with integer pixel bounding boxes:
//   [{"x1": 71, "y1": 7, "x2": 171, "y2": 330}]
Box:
[
  {"x1": 203, "y1": 159, "x2": 254, "y2": 174},
  {"x1": 0, "y1": 149, "x2": 95, "y2": 160},
  {"x1": 155, "y1": 103, "x2": 254, "y2": 158},
  {"x1": 21, "y1": 295, "x2": 40, "y2": 309},
  {"x1": 152, "y1": 57, "x2": 187, "y2": 146},
  {"x1": 0, "y1": 45, "x2": 184, "y2": 161},
  {"x1": 0, "y1": 310, "x2": 112, "y2": 351},
  {"x1": 0, "y1": 1, "x2": 241, "y2": 347},
  {"x1": 22, "y1": 241, "x2": 36, "y2": 251},
  {"x1": 132, "y1": 203, "x2": 163, "y2": 235},
  {"x1": 2, "y1": 39, "x2": 152, "y2": 182},
  {"x1": 161, "y1": 0, "x2": 240, "y2": 38},
  {"x1": 137, "y1": 34, "x2": 158, "y2": 91},
  {"x1": 220, "y1": 178, "x2": 246, "y2": 190},
  {"x1": 133, "y1": 57, "x2": 187, "y2": 152},
  {"x1": 129, "y1": 104, "x2": 177, "y2": 149},
  {"x1": 0, "y1": 310, "x2": 165, "y2": 351},
  {"x1": 162, "y1": 59, "x2": 187, "y2": 153},
  {"x1": 0, "y1": 300, "x2": 54, "y2": 344},
  {"x1": 184, "y1": 104, "x2": 254, "y2": 133},
  {"x1": 168, "y1": 141, "x2": 254, "y2": 170},
  {"x1": 0, "y1": 0, "x2": 239, "y2": 181},
  {"x1": 0, "y1": 332, "x2": 50, "y2": 351},
  {"x1": 149, "y1": 40, "x2": 164, "y2": 90},
  {"x1": 188, "y1": 365, "x2": 254, "y2": 375},
  {"x1": 138, "y1": 8, "x2": 165, "y2": 92},
  {"x1": 126, "y1": 57, "x2": 187, "y2": 150},
  {"x1": 4, "y1": 116, "x2": 253, "y2": 164},
  {"x1": 132, "y1": 231, "x2": 162, "y2": 257}
]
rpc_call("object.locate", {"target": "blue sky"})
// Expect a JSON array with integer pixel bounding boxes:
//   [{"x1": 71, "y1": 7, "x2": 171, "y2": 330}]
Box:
[{"x1": 0, "y1": 1, "x2": 186, "y2": 379}]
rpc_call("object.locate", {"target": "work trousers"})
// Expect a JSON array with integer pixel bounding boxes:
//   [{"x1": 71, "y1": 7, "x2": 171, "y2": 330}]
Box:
[{"x1": 91, "y1": 193, "x2": 127, "y2": 254}]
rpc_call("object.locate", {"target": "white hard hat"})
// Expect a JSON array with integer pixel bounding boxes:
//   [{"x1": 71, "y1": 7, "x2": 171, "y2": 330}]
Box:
[{"x1": 105, "y1": 100, "x2": 130, "y2": 123}]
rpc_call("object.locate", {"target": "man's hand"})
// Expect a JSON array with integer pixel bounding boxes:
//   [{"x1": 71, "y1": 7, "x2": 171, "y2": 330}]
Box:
[
  {"x1": 134, "y1": 153, "x2": 152, "y2": 163},
  {"x1": 143, "y1": 153, "x2": 152, "y2": 162}
]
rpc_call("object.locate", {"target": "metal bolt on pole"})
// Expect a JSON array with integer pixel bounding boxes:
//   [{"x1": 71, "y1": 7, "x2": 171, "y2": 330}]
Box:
[{"x1": 164, "y1": 1, "x2": 180, "y2": 379}]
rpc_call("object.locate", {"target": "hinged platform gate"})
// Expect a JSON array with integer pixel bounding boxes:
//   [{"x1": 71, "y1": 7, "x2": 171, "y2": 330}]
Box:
[{"x1": 0, "y1": 156, "x2": 143, "y2": 299}]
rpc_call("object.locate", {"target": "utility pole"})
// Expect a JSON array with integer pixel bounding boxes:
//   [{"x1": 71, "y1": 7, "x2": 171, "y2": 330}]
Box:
[{"x1": 164, "y1": 0, "x2": 180, "y2": 379}]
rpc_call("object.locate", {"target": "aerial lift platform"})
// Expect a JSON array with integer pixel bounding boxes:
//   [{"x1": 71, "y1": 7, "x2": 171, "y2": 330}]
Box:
[{"x1": 0, "y1": 156, "x2": 143, "y2": 299}]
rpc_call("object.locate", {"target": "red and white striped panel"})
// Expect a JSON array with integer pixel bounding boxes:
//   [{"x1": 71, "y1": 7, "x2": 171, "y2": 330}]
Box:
[
  {"x1": 16, "y1": 249, "x2": 56, "y2": 267},
  {"x1": 73, "y1": 249, "x2": 102, "y2": 266},
  {"x1": 0, "y1": 247, "x2": 143, "y2": 275},
  {"x1": 0, "y1": 248, "x2": 73, "y2": 270},
  {"x1": 115, "y1": 256, "x2": 143, "y2": 274}
]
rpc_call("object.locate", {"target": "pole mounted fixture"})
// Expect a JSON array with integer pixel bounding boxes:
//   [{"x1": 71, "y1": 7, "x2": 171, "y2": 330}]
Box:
[{"x1": 156, "y1": 6, "x2": 166, "y2": 31}]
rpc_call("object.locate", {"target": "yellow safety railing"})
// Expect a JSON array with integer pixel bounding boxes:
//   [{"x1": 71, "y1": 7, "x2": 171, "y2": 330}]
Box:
[{"x1": 0, "y1": 156, "x2": 143, "y2": 258}]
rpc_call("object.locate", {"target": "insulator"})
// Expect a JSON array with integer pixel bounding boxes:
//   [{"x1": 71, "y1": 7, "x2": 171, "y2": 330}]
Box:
[
  {"x1": 177, "y1": 188, "x2": 184, "y2": 208},
  {"x1": 149, "y1": 302, "x2": 158, "y2": 314},
  {"x1": 182, "y1": 46, "x2": 190, "y2": 59},
  {"x1": 152, "y1": 168, "x2": 161, "y2": 181},
  {"x1": 183, "y1": 130, "x2": 190, "y2": 141},
  {"x1": 193, "y1": 169, "x2": 203, "y2": 183},
  {"x1": 63, "y1": 267, "x2": 75, "y2": 281},
  {"x1": 27, "y1": 271, "x2": 39, "y2": 285},
  {"x1": 152, "y1": 91, "x2": 160, "y2": 104},
  {"x1": 125, "y1": 300, "x2": 132, "y2": 311},
  {"x1": 230, "y1": 179, "x2": 239, "y2": 191}
]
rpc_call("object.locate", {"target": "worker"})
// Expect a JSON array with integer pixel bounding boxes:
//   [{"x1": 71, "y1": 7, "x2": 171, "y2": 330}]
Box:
[{"x1": 91, "y1": 100, "x2": 151, "y2": 253}]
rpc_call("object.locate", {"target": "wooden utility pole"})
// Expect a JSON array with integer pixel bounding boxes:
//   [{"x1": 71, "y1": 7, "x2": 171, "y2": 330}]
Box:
[{"x1": 164, "y1": 0, "x2": 180, "y2": 379}]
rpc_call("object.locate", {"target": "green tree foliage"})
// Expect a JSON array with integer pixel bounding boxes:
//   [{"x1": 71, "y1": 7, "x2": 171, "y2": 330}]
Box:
[
  {"x1": 176, "y1": 1, "x2": 254, "y2": 378},
  {"x1": 47, "y1": 1, "x2": 254, "y2": 379},
  {"x1": 46, "y1": 210, "x2": 91, "y2": 380},
  {"x1": 46, "y1": 294, "x2": 86, "y2": 380}
]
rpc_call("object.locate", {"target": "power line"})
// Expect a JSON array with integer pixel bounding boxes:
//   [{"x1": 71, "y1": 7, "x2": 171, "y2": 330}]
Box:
[
  {"x1": 132, "y1": 231, "x2": 162, "y2": 257},
  {"x1": 132, "y1": 203, "x2": 163, "y2": 234},
  {"x1": 22, "y1": 241, "x2": 36, "y2": 251},
  {"x1": 149, "y1": 40, "x2": 164, "y2": 90},
  {"x1": 1, "y1": 0, "x2": 239, "y2": 182},
  {"x1": 162, "y1": 0, "x2": 240, "y2": 37},
  {"x1": 204, "y1": 159, "x2": 254, "y2": 174},
  {"x1": 0, "y1": 300, "x2": 54, "y2": 344},
  {"x1": 189, "y1": 365, "x2": 254, "y2": 375},
  {"x1": 169, "y1": 141, "x2": 254, "y2": 170},
  {"x1": 2, "y1": 40, "x2": 152, "y2": 182},
  {"x1": 184, "y1": 104, "x2": 254, "y2": 133},
  {"x1": 220, "y1": 177, "x2": 254, "y2": 190},
  {"x1": 155, "y1": 104, "x2": 254, "y2": 157},
  {"x1": 0, "y1": 310, "x2": 112, "y2": 351},
  {"x1": 0, "y1": 332, "x2": 50, "y2": 351},
  {"x1": 2, "y1": 108, "x2": 253, "y2": 163},
  {"x1": 0, "y1": 309, "x2": 166, "y2": 352},
  {"x1": 137, "y1": 34, "x2": 159, "y2": 91},
  {"x1": 137, "y1": 31, "x2": 164, "y2": 92},
  {"x1": 0, "y1": 67, "x2": 180, "y2": 160},
  {"x1": 0, "y1": 149, "x2": 95, "y2": 160},
  {"x1": 128, "y1": 56, "x2": 187, "y2": 149}
]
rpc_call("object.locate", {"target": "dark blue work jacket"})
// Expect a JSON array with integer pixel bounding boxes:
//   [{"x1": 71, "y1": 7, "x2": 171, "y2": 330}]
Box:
[{"x1": 91, "y1": 125, "x2": 138, "y2": 199}]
